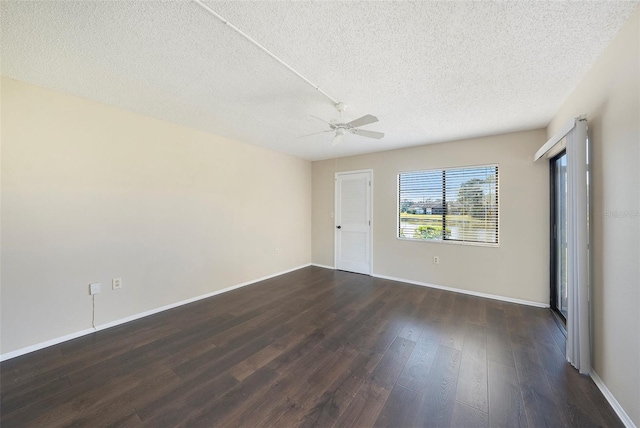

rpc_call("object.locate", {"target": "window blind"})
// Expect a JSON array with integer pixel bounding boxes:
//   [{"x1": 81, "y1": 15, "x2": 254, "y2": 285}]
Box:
[{"x1": 398, "y1": 165, "x2": 498, "y2": 245}]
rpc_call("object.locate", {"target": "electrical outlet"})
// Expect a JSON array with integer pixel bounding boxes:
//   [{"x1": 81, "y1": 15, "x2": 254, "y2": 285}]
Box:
[
  {"x1": 433, "y1": 256, "x2": 440, "y2": 265},
  {"x1": 275, "y1": 248, "x2": 280, "y2": 255},
  {"x1": 112, "y1": 277, "x2": 122, "y2": 290},
  {"x1": 89, "y1": 282, "x2": 101, "y2": 295}
]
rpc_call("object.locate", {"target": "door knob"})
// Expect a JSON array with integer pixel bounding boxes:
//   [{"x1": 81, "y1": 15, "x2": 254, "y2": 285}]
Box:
[{"x1": 336, "y1": 225, "x2": 341, "y2": 229}]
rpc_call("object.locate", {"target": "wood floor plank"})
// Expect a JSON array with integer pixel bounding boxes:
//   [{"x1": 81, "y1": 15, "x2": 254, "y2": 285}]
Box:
[
  {"x1": 367, "y1": 304, "x2": 415, "y2": 355},
  {"x1": 320, "y1": 299, "x2": 387, "y2": 352},
  {"x1": 463, "y1": 294, "x2": 487, "y2": 326},
  {"x1": 545, "y1": 361, "x2": 624, "y2": 428},
  {"x1": 300, "y1": 351, "x2": 382, "y2": 427},
  {"x1": 373, "y1": 383, "x2": 422, "y2": 427},
  {"x1": 1, "y1": 320, "x2": 182, "y2": 402},
  {"x1": 70, "y1": 365, "x2": 181, "y2": 427},
  {"x1": 577, "y1": 377, "x2": 626, "y2": 428},
  {"x1": 297, "y1": 364, "x2": 367, "y2": 427},
  {"x1": 136, "y1": 371, "x2": 238, "y2": 425},
  {"x1": 369, "y1": 336, "x2": 416, "y2": 390},
  {"x1": 455, "y1": 322, "x2": 488, "y2": 413},
  {"x1": 332, "y1": 378, "x2": 391, "y2": 428},
  {"x1": 1, "y1": 347, "x2": 170, "y2": 426},
  {"x1": 227, "y1": 299, "x2": 338, "y2": 381},
  {"x1": 177, "y1": 366, "x2": 279, "y2": 427},
  {"x1": 269, "y1": 347, "x2": 358, "y2": 427},
  {"x1": 512, "y1": 347, "x2": 570, "y2": 428},
  {"x1": 451, "y1": 401, "x2": 489, "y2": 428},
  {"x1": 28, "y1": 363, "x2": 179, "y2": 427},
  {"x1": 488, "y1": 359, "x2": 528, "y2": 427},
  {"x1": 439, "y1": 294, "x2": 467, "y2": 351},
  {"x1": 0, "y1": 372, "x2": 71, "y2": 416},
  {"x1": 485, "y1": 306, "x2": 515, "y2": 367},
  {"x1": 0, "y1": 267, "x2": 624, "y2": 428},
  {"x1": 412, "y1": 345, "x2": 462, "y2": 427},
  {"x1": 211, "y1": 293, "x2": 326, "y2": 347},
  {"x1": 321, "y1": 300, "x2": 392, "y2": 353},
  {"x1": 486, "y1": 328, "x2": 515, "y2": 367},
  {"x1": 395, "y1": 321, "x2": 440, "y2": 391},
  {"x1": 224, "y1": 341, "x2": 345, "y2": 427},
  {"x1": 0, "y1": 345, "x2": 63, "y2": 386},
  {"x1": 298, "y1": 344, "x2": 385, "y2": 427}
]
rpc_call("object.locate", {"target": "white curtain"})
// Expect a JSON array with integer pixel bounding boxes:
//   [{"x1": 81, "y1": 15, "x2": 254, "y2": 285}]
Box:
[{"x1": 566, "y1": 119, "x2": 591, "y2": 374}]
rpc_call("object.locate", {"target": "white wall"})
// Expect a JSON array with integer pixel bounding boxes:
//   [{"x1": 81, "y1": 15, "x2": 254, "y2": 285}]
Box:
[
  {"x1": 0, "y1": 78, "x2": 312, "y2": 355},
  {"x1": 547, "y1": 7, "x2": 640, "y2": 426},
  {"x1": 312, "y1": 129, "x2": 549, "y2": 304}
]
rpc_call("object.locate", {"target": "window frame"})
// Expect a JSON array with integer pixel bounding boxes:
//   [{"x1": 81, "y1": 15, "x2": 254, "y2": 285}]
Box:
[{"x1": 396, "y1": 163, "x2": 500, "y2": 247}]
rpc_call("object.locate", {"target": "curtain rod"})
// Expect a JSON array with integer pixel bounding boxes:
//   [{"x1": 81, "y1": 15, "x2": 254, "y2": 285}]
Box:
[{"x1": 534, "y1": 116, "x2": 586, "y2": 161}]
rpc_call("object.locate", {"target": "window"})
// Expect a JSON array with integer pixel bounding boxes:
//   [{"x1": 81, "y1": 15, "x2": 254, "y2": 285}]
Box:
[{"x1": 398, "y1": 164, "x2": 498, "y2": 245}]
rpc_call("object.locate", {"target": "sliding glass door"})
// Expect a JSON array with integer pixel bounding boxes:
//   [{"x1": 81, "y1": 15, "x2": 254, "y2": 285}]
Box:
[{"x1": 551, "y1": 152, "x2": 568, "y2": 318}]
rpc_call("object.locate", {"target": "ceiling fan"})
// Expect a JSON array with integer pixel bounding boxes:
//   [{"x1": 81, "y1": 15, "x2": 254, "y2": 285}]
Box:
[{"x1": 300, "y1": 102, "x2": 385, "y2": 146}]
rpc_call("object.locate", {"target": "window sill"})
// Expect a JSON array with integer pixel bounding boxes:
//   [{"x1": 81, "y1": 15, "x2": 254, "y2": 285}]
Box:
[{"x1": 396, "y1": 236, "x2": 500, "y2": 248}]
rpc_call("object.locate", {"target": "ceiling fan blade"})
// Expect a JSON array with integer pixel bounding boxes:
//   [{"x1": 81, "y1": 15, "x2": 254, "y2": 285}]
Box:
[
  {"x1": 351, "y1": 129, "x2": 385, "y2": 139},
  {"x1": 298, "y1": 130, "x2": 332, "y2": 138},
  {"x1": 309, "y1": 115, "x2": 334, "y2": 126},
  {"x1": 347, "y1": 114, "x2": 378, "y2": 128}
]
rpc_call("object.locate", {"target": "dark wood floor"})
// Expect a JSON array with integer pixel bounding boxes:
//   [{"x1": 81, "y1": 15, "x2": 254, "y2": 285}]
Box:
[{"x1": 1, "y1": 267, "x2": 623, "y2": 427}]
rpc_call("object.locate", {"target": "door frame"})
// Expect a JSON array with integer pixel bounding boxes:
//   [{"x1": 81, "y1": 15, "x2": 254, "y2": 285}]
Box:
[
  {"x1": 334, "y1": 169, "x2": 373, "y2": 275},
  {"x1": 549, "y1": 150, "x2": 567, "y2": 321}
]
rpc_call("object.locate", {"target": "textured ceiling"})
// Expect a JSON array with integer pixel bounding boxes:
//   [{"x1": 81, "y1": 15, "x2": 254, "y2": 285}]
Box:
[{"x1": 1, "y1": 1, "x2": 638, "y2": 161}]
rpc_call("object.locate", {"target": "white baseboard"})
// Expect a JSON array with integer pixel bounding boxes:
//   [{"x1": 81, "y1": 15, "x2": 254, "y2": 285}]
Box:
[
  {"x1": 0, "y1": 263, "x2": 312, "y2": 362},
  {"x1": 0, "y1": 328, "x2": 97, "y2": 362},
  {"x1": 371, "y1": 273, "x2": 549, "y2": 308},
  {"x1": 590, "y1": 370, "x2": 637, "y2": 428},
  {"x1": 311, "y1": 263, "x2": 335, "y2": 270}
]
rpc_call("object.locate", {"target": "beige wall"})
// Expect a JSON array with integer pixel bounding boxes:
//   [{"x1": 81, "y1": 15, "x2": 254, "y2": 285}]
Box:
[
  {"x1": 312, "y1": 129, "x2": 549, "y2": 304},
  {"x1": 0, "y1": 78, "x2": 312, "y2": 355},
  {"x1": 547, "y1": 7, "x2": 640, "y2": 425}
]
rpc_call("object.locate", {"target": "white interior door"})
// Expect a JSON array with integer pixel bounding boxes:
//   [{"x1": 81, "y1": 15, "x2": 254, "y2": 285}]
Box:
[{"x1": 335, "y1": 171, "x2": 372, "y2": 275}]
